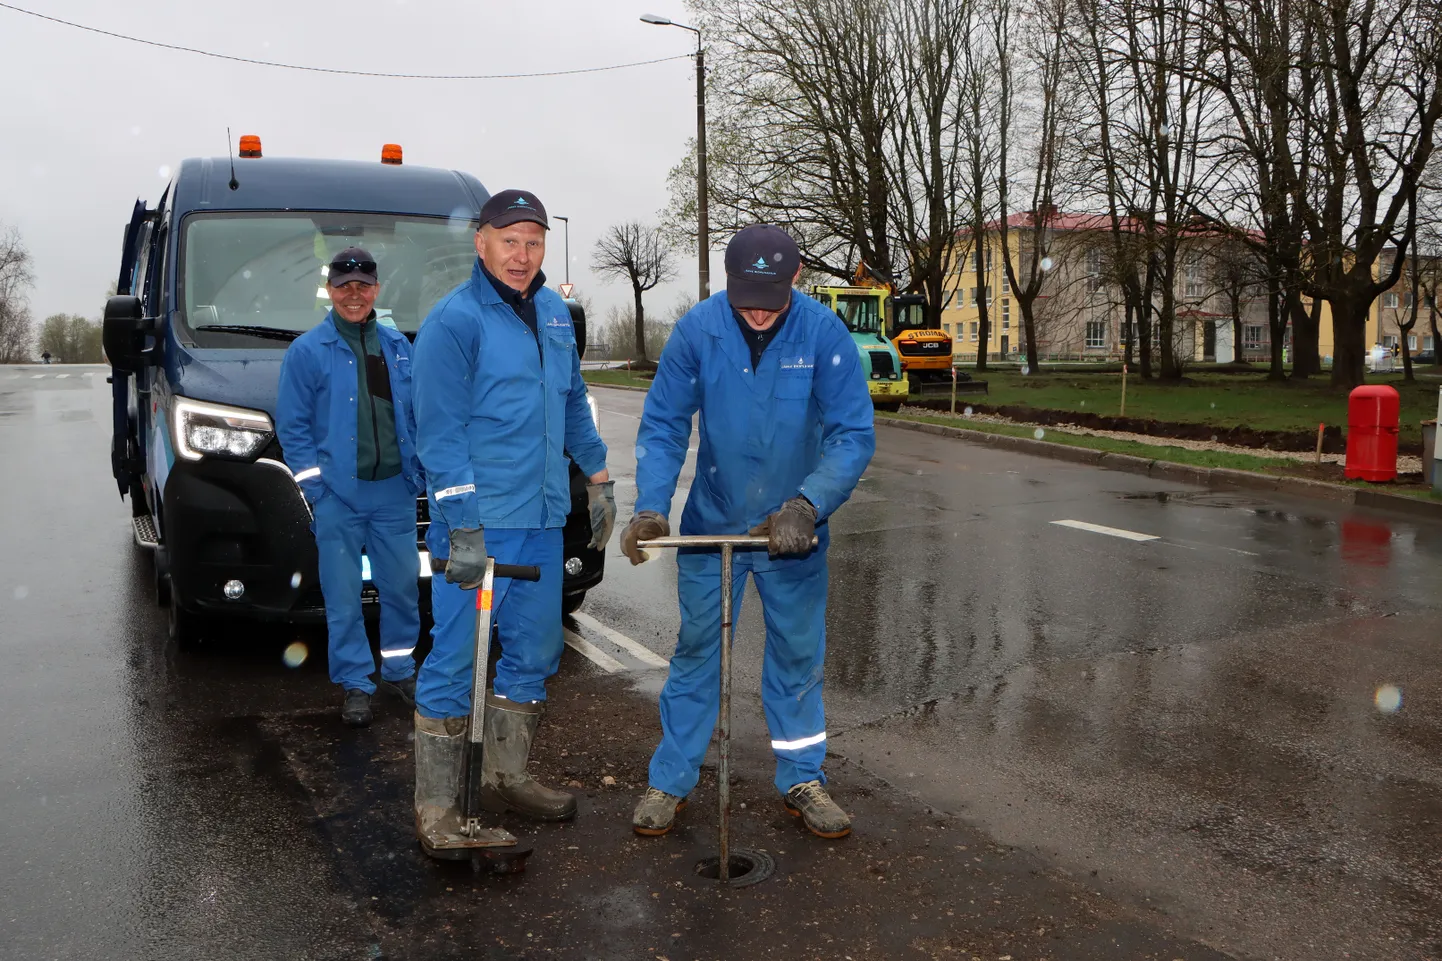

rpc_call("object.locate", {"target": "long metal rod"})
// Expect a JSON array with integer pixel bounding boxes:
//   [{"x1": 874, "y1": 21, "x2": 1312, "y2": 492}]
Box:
[
  {"x1": 717, "y1": 543, "x2": 732, "y2": 883},
  {"x1": 639, "y1": 535, "x2": 771, "y2": 548},
  {"x1": 463, "y1": 561, "x2": 496, "y2": 824}
]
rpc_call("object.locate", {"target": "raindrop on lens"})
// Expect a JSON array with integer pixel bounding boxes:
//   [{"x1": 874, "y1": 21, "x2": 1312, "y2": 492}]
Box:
[
  {"x1": 283, "y1": 642, "x2": 309, "y2": 669},
  {"x1": 13, "y1": 585, "x2": 29, "y2": 600},
  {"x1": 635, "y1": 444, "x2": 648, "y2": 459},
  {"x1": 963, "y1": 406, "x2": 974, "y2": 418},
  {"x1": 290, "y1": 571, "x2": 303, "y2": 589},
  {"x1": 1040, "y1": 257, "x2": 1055, "y2": 271},
  {"x1": 1375, "y1": 684, "x2": 1402, "y2": 713},
  {"x1": 1021, "y1": 364, "x2": 1031, "y2": 376},
  {"x1": 1034, "y1": 428, "x2": 1046, "y2": 440},
  {"x1": 242, "y1": 270, "x2": 253, "y2": 280},
  {"x1": 158, "y1": 165, "x2": 172, "y2": 180},
  {"x1": 832, "y1": 354, "x2": 841, "y2": 366}
]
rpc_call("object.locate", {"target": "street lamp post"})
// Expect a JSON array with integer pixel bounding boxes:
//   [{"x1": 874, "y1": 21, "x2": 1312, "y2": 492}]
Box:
[
  {"x1": 641, "y1": 13, "x2": 709, "y2": 302},
  {"x1": 555, "y1": 215, "x2": 570, "y2": 286}
]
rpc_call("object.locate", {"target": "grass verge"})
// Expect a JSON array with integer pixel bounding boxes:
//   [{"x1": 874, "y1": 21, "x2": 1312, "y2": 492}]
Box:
[{"x1": 583, "y1": 369, "x2": 653, "y2": 389}]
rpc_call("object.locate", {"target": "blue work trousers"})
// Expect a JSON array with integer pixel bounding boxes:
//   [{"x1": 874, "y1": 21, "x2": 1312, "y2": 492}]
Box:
[
  {"x1": 312, "y1": 474, "x2": 420, "y2": 693},
  {"x1": 417, "y1": 527, "x2": 563, "y2": 719},
  {"x1": 648, "y1": 547, "x2": 830, "y2": 797}
]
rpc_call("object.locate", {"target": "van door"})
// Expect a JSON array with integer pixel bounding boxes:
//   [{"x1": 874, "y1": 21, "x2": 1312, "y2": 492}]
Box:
[{"x1": 110, "y1": 200, "x2": 152, "y2": 498}]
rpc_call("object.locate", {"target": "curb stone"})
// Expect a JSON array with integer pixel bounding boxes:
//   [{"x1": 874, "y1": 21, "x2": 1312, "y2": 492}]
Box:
[
  {"x1": 876, "y1": 416, "x2": 1442, "y2": 522},
  {"x1": 585, "y1": 381, "x2": 650, "y2": 394}
]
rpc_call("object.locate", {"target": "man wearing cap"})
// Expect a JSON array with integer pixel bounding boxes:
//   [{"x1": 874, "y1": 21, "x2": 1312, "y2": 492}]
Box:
[
  {"x1": 408, "y1": 190, "x2": 614, "y2": 858},
  {"x1": 276, "y1": 249, "x2": 424, "y2": 728},
  {"x1": 618, "y1": 225, "x2": 874, "y2": 840}
]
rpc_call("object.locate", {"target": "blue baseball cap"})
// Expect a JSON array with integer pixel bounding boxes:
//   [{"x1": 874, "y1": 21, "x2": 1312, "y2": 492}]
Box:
[
  {"x1": 479, "y1": 189, "x2": 549, "y2": 230},
  {"x1": 725, "y1": 224, "x2": 800, "y2": 310}
]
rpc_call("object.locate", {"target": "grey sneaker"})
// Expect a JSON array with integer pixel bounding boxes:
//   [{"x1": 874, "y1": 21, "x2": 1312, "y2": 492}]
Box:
[
  {"x1": 784, "y1": 780, "x2": 851, "y2": 838},
  {"x1": 632, "y1": 787, "x2": 688, "y2": 836},
  {"x1": 382, "y1": 676, "x2": 417, "y2": 707},
  {"x1": 341, "y1": 689, "x2": 373, "y2": 728}
]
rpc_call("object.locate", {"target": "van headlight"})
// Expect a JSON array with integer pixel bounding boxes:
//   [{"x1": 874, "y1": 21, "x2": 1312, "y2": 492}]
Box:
[
  {"x1": 173, "y1": 397, "x2": 274, "y2": 462},
  {"x1": 588, "y1": 394, "x2": 600, "y2": 432}
]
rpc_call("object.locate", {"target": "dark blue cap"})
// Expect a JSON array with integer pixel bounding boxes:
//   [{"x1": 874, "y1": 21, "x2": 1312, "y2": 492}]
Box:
[
  {"x1": 328, "y1": 247, "x2": 378, "y2": 286},
  {"x1": 725, "y1": 224, "x2": 800, "y2": 310},
  {"x1": 479, "y1": 189, "x2": 549, "y2": 230}
]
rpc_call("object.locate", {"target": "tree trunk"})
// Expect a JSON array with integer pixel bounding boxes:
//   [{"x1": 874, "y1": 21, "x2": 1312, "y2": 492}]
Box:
[
  {"x1": 632, "y1": 283, "x2": 648, "y2": 363},
  {"x1": 1231, "y1": 294, "x2": 1245, "y2": 367},
  {"x1": 1265, "y1": 277, "x2": 1286, "y2": 381},
  {"x1": 1158, "y1": 286, "x2": 1180, "y2": 380},
  {"x1": 1431, "y1": 308, "x2": 1441, "y2": 369},
  {"x1": 973, "y1": 256, "x2": 990, "y2": 370},
  {"x1": 1329, "y1": 294, "x2": 1369, "y2": 388},
  {"x1": 1288, "y1": 291, "x2": 1320, "y2": 379},
  {"x1": 1402, "y1": 333, "x2": 1415, "y2": 383}
]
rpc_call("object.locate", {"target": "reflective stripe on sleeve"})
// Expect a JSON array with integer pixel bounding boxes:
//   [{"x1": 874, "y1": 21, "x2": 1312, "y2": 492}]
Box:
[
  {"x1": 294, "y1": 467, "x2": 321, "y2": 482},
  {"x1": 770, "y1": 732, "x2": 826, "y2": 751},
  {"x1": 435, "y1": 484, "x2": 476, "y2": 500}
]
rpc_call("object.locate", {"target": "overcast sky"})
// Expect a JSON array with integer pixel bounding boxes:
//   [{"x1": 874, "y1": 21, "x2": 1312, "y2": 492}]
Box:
[{"x1": 0, "y1": 0, "x2": 703, "y2": 328}]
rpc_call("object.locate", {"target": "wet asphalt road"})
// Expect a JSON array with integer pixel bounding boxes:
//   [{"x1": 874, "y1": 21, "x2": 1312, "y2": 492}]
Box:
[{"x1": 2, "y1": 366, "x2": 1440, "y2": 961}]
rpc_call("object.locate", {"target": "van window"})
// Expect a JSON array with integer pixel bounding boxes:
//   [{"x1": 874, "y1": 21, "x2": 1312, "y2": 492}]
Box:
[{"x1": 180, "y1": 211, "x2": 476, "y2": 340}]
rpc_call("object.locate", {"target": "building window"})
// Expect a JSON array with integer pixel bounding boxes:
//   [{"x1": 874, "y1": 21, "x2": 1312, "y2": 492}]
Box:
[
  {"x1": 1425, "y1": 334, "x2": 1435, "y2": 351},
  {"x1": 1085, "y1": 319, "x2": 1107, "y2": 349},
  {"x1": 1087, "y1": 247, "x2": 1104, "y2": 292},
  {"x1": 1002, "y1": 299, "x2": 1010, "y2": 331},
  {"x1": 939, "y1": 290, "x2": 952, "y2": 310},
  {"x1": 1001, "y1": 262, "x2": 1011, "y2": 293},
  {"x1": 1382, "y1": 292, "x2": 1399, "y2": 308},
  {"x1": 1404, "y1": 291, "x2": 1416, "y2": 308},
  {"x1": 1382, "y1": 334, "x2": 1398, "y2": 348},
  {"x1": 969, "y1": 321, "x2": 978, "y2": 341},
  {"x1": 1183, "y1": 255, "x2": 1203, "y2": 298},
  {"x1": 1243, "y1": 325, "x2": 1265, "y2": 349},
  {"x1": 1408, "y1": 334, "x2": 1417, "y2": 351}
]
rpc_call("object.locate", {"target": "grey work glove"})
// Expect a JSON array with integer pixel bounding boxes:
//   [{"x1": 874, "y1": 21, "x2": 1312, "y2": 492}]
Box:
[
  {"x1": 620, "y1": 511, "x2": 670, "y2": 566},
  {"x1": 445, "y1": 527, "x2": 487, "y2": 590},
  {"x1": 749, "y1": 496, "x2": 818, "y2": 557},
  {"x1": 586, "y1": 480, "x2": 618, "y2": 551}
]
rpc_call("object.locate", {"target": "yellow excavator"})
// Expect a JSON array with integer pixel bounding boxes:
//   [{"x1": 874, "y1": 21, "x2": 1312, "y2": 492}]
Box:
[{"x1": 850, "y1": 264, "x2": 953, "y2": 387}]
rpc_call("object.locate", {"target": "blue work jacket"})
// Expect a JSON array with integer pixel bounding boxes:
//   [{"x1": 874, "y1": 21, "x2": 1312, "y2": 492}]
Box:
[
  {"x1": 275, "y1": 311, "x2": 423, "y2": 507},
  {"x1": 411, "y1": 260, "x2": 607, "y2": 543},
  {"x1": 634, "y1": 290, "x2": 875, "y2": 563}
]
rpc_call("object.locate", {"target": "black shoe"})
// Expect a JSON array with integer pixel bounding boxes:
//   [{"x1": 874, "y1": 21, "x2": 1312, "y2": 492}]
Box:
[
  {"x1": 382, "y1": 676, "x2": 417, "y2": 707},
  {"x1": 341, "y1": 689, "x2": 373, "y2": 728}
]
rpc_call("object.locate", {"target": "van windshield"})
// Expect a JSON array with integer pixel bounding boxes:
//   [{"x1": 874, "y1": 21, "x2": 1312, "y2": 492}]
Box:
[{"x1": 180, "y1": 211, "x2": 476, "y2": 342}]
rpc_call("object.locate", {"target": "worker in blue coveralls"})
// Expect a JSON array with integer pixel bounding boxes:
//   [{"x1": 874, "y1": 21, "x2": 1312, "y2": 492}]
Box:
[
  {"x1": 276, "y1": 248, "x2": 423, "y2": 729},
  {"x1": 620, "y1": 224, "x2": 875, "y2": 839},
  {"x1": 409, "y1": 189, "x2": 615, "y2": 859}
]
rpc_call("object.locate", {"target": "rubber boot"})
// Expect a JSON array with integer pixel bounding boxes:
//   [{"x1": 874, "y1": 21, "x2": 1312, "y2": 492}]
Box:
[
  {"x1": 480, "y1": 692, "x2": 577, "y2": 821},
  {"x1": 413, "y1": 712, "x2": 517, "y2": 859}
]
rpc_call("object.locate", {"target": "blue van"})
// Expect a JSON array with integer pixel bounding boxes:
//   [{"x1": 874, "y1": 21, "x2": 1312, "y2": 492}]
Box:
[{"x1": 103, "y1": 144, "x2": 605, "y2": 646}]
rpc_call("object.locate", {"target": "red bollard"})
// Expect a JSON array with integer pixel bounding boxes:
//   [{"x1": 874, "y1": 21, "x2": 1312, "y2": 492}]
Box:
[{"x1": 1344, "y1": 385, "x2": 1400, "y2": 482}]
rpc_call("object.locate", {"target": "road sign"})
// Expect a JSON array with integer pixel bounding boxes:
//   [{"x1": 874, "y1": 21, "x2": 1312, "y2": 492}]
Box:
[{"x1": 559, "y1": 283, "x2": 574, "y2": 299}]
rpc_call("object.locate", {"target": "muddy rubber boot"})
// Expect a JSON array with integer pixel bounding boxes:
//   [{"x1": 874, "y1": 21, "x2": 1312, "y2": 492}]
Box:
[
  {"x1": 632, "y1": 787, "x2": 688, "y2": 836},
  {"x1": 479, "y1": 692, "x2": 577, "y2": 821},
  {"x1": 413, "y1": 712, "x2": 518, "y2": 859},
  {"x1": 784, "y1": 779, "x2": 853, "y2": 839},
  {"x1": 341, "y1": 689, "x2": 372, "y2": 728}
]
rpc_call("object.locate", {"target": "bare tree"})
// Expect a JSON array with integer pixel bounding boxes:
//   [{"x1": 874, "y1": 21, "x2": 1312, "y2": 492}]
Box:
[
  {"x1": 590, "y1": 223, "x2": 676, "y2": 364},
  {"x1": 0, "y1": 224, "x2": 35, "y2": 363}
]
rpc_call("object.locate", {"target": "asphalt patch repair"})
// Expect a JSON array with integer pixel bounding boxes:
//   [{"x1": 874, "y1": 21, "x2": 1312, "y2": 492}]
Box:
[{"x1": 260, "y1": 667, "x2": 1230, "y2": 961}]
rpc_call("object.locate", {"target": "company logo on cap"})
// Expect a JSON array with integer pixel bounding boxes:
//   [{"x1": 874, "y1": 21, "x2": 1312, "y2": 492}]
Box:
[
  {"x1": 743, "y1": 253, "x2": 782, "y2": 278},
  {"x1": 509, "y1": 197, "x2": 532, "y2": 208}
]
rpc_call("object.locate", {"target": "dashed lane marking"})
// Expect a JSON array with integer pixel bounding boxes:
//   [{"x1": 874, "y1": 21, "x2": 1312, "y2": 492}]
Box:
[
  {"x1": 55, "y1": 373, "x2": 69, "y2": 379},
  {"x1": 1051, "y1": 519, "x2": 1159, "y2": 542},
  {"x1": 31, "y1": 374, "x2": 44, "y2": 379},
  {"x1": 569, "y1": 612, "x2": 670, "y2": 669},
  {"x1": 563, "y1": 628, "x2": 625, "y2": 673}
]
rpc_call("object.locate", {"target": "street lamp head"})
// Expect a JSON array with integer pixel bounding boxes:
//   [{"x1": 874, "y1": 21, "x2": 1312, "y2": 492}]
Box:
[{"x1": 640, "y1": 13, "x2": 672, "y2": 24}]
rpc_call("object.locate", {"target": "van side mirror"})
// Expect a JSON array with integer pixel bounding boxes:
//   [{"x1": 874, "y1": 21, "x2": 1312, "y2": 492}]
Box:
[
  {"x1": 103, "y1": 295, "x2": 154, "y2": 372},
  {"x1": 567, "y1": 301, "x2": 588, "y2": 358}
]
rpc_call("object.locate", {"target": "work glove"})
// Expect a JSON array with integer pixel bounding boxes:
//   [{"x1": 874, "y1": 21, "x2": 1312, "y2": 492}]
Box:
[
  {"x1": 620, "y1": 511, "x2": 670, "y2": 566},
  {"x1": 749, "y1": 496, "x2": 818, "y2": 557},
  {"x1": 445, "y1": 527, "x2": 487, "y2": 590},
  {"x1": 586, "y1": 480, "x2": 618, "y2": 551}
]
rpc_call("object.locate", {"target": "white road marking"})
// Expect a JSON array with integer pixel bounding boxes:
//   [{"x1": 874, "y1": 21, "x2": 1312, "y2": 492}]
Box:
[
  {"x1": 55, "y1": 374, "x2": 69, "y2": 379},
  {"x1": 31, "y1": 374, "x2": 44, "y2": 379},
  {"x1": 570, "y1": 612, "x2": 670, "y2": 668},
  {"x1": 1051, "y1": 519, "x2": 1159, "y2": 542},
  {"x1": 563, "y1": 629, "x2": 624, "y2": 673}
]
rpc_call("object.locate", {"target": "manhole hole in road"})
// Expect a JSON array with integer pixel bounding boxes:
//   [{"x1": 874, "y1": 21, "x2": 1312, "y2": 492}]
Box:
[{"x1": 693, "y1": 848, "x2": 775, "y2": 887}]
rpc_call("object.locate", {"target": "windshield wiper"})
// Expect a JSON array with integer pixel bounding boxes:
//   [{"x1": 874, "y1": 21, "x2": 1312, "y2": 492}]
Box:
[{"x1": 194, "y1": 324, "x2": 302, "y2": 342}]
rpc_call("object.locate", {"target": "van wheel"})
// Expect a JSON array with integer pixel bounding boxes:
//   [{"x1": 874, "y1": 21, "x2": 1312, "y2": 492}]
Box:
[
  {"x1": 167, "y1": 596, "x2": 205, "y2": 651},
  {"x1": 562, "y1": 592, "x2": 586, "y2": 616}
]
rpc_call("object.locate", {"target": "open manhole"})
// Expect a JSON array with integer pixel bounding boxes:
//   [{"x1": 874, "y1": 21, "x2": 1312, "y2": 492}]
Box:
[{"x1": 693, "y1": 848, "x2": 775, "y2": 888}]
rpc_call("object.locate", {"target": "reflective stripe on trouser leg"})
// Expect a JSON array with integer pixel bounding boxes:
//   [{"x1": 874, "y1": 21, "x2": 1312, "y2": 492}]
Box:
[
  {"x1": 753, "y1": 549, "x2": 830, "y2": 795},
  {"x1": 362, "y1": 474, "x2": 420, "y2": 682},
  {"x1": 489, "y1": 527, "x2": 563, "y2": 704},
  {"x1": 313, "y1": 491, "x2": 377, "y2": 694},
  {"x1": 647, "y1": 548, "x2": 751, "y2": 798}
]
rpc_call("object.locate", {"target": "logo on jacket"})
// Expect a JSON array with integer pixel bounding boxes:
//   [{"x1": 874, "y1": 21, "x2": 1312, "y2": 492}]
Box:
[{"x1": 780, "y1": 357, "x2": 814, "y2": 370}]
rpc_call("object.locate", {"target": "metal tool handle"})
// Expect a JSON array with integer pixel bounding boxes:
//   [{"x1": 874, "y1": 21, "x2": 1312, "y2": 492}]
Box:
[
  {"x1": 491, "y1": 564, "x2": 541, "y2": 581},
  {"x1": 637, "y1": 535, "x2": 817, "y2": 549}
]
